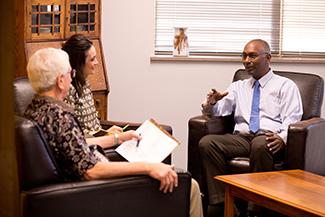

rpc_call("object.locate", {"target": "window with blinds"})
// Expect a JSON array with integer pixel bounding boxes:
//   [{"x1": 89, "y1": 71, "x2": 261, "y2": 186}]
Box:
[{"x1": 155, "y1": 0, "x2": 325, "y2": 57}]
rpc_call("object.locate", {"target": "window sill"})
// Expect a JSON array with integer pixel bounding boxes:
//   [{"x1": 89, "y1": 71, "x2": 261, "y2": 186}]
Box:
[{"x1": 150, "y1": 55, "x2": 325, "y2": 64}]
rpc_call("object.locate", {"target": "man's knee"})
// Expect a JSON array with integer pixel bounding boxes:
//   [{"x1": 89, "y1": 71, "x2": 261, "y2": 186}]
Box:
[
  {"x1": 251, "y1": 135, "x2": 269, "y2": 157},
  {"x1": 190, "y1": 178, "x2": 203, "y2": 217},
  {"x1": 198, "y1": 135, "x2": 213, "y2": 156},
  {"x1": 199, "y1": 134, "x2": 235, "y2": 158},
  {"x1": 191, "y1": 178, "x2": 200, "y2": 197},
  {"x1": 250, "y1": 135, "x2": 273, "y2": 170},
  {"x1": 251, "y1": 143, "x2": 269, "y2": 156}
]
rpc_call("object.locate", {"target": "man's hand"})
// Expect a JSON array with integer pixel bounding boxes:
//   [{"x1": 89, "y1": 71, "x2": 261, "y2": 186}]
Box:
[
  {"x1": 203, "y1": 88, "x2": 229, "y2": 106},
  {"x1": 265, "y1": 133, "x2": 285, "y2": 154},
  {"x1": 147, "y1": 163, "x2": 178, "y2": 193}
]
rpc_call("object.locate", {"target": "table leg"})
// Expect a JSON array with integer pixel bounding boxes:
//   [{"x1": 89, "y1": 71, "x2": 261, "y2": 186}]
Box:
[{"x1": 224, "y1": 184, "x2": 234, "y2": 217}]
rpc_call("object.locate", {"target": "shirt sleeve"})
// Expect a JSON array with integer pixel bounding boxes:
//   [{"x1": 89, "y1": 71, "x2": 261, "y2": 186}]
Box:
[
  {"x1": 201, "y1": 102, "x2": 214, "y2": 116},
  {"x1": 277, "y1": 79, "x2": 303, "y2": 143},
  {"x1": 55, "y1": 110, "x2": 100, "y2": 177},
  {"x1": 201, "y1": 84, "x2": 236, "y2": 117}
]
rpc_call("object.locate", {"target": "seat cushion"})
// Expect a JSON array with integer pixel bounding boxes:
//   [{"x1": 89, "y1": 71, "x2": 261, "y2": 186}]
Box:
[{"x1": 227, "y1": 157, "x2": 284, "y2": 174}]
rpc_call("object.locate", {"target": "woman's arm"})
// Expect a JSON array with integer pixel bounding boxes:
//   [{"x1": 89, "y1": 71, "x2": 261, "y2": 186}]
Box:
[{"x1": 86, "y1": 131, "x2": 142, "y2": 149}]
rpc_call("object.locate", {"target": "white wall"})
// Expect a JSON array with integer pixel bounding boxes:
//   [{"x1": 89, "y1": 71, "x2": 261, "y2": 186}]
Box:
[{"x1": 102, "y1": 0, "x2": 325, "y2": 170}]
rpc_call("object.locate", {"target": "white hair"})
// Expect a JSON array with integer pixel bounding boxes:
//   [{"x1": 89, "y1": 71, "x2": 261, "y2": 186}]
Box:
[{"x1": 27, "y1": 48, "x2": 70, "y2": 93}]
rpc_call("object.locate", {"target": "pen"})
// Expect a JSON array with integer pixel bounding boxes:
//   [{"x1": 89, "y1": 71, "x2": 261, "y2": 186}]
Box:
[
  {"x1": 136, "y1": 133, "x2": 141, "y2": 148},
  {"x1": 122, "y1": 124, "x2": 129, "y2": 131}
]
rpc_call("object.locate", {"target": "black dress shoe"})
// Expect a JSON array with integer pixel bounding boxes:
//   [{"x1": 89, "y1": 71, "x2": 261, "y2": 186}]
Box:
[
  {"x1": 211, "y1": 202, "x2": 224, "y2": 208},
  {"x1": 210, "y1": 203, "x2": 240, "y2": 217},
  {"x1": 246, "y1": 210, "x2": 262, "y2": 217}
]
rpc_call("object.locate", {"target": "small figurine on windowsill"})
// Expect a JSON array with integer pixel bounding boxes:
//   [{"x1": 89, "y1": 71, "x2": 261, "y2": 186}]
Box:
[{"x1": 173, "y1": 27, "x2": 189, "y2": 56}]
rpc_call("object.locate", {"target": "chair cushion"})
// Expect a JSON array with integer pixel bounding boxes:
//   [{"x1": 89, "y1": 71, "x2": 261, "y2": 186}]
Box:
[
  {"x1": 227, "y1": 157, "x2": 250, "y2": 174},
  {"x1": 227, "y1": 157, "x2": 284, "y2": 174}
]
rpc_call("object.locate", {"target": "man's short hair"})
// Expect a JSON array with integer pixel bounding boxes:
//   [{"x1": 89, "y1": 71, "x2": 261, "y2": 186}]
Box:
[
  {"x1": 27, "y1": 48, "x2": 70, "y2": 93},
  {"x1": 249, "y1": 39, "x2": 271, "y2": 54}
]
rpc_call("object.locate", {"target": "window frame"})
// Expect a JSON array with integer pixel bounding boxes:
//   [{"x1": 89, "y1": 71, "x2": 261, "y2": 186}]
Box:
[{"x1": 153, "y1": 0, "x2": 325, "y2": 62}]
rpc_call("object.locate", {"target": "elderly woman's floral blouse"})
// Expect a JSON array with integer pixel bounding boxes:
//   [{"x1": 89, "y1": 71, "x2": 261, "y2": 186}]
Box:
[{"x1": 24, "y1": 94, "x2": 108, "y2": 181}]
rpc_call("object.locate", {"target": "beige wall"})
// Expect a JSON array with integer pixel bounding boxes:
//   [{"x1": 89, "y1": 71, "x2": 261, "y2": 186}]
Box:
[{"x1": 102, "y1": 0, "x2": 325, "y2": 170}]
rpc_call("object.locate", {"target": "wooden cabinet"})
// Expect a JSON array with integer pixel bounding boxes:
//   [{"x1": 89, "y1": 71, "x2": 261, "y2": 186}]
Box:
[
  {"x1": 26, "y1": 0, "x2": 100, "y2": 41},
  {"x1": 15, "y1": 0, "x2": 109, "y2": 119}
]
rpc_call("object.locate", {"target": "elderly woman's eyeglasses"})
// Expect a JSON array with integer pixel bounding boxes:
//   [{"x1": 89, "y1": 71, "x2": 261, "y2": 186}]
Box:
[
  {"x1": 240, "y1": 52, "x2": 268, "y2": 60},
  {"x1": 70, "y1": 69, "x2": 76, "y2": 78}
]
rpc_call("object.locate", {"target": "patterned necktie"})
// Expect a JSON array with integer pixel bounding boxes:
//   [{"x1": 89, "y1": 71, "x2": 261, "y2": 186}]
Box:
[{"x1": 249, "y1": 80, "x2": 260, "y2": 133}]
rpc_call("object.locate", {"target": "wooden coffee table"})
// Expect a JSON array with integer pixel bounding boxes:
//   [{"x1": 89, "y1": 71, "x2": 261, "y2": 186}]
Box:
[{"x1": 215, "y1": 170, "x2": 325, "y2": 217}]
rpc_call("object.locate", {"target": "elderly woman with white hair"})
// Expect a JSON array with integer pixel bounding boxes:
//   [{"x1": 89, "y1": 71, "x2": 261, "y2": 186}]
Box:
[{"x1": 24, "y1": 48, "x2": 203, "y2": 217}]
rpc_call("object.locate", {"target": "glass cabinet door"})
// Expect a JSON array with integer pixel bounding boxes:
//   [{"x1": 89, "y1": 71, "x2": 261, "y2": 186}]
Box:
[
  {"x1": 66, "y1": 0, "x2": 99, "y2": 38},
  {"x1": 27, "y1": 0, "x2": 65, "y2": 41}
]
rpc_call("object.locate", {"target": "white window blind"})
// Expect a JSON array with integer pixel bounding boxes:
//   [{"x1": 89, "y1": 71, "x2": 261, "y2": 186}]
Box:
[
  {"x1": 155, "y1": 0, "x2": 325, "y2": 57},
  {"x1": 282, "y1": 0, "x2": 325, "y2": 56}
]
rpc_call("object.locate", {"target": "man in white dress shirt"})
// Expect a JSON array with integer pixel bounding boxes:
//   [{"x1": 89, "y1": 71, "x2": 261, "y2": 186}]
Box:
[{"x1": 199, "y1": 39, "x2": 303, "y2": 216}]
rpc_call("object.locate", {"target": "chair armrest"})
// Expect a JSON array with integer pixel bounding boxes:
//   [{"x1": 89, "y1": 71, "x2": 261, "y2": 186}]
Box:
[
  {"x1": 187, "y1": 115, "x2": 209, "y2": 186},
  {"x1": 100, "y1": 120, "x2": 142, "y2": 131},
  {"x1": 21, "y1": 170, "x2": 191, "y2": 217},
  {"x1": 100, "y1": 120, "x2": 173, "y2": 135},
  {"x1": 286, "y1": 117, "x2": 325, "y2": 176},
  {"x1": 187, "y1": 115, "x2": 234, "y2": 190}
]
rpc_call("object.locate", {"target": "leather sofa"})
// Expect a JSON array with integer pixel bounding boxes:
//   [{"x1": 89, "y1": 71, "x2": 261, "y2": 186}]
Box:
[
  {"x1": 188, "y1": 69, "x2": 325, "y2": 214},
  {"x1": 13, "y1": 77, "x2": 172, "y2": 163},
  {"x1": 15, "y1": 114, "x2": 191, "y2": 217}
]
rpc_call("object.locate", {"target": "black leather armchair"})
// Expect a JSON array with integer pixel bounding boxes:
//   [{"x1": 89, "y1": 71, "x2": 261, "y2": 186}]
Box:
[
  {"x1": 13, "y1": 77, "x2": 172, "y2": 163},
  {"x1": 188, "y1": 69, "x2": 325, "y2": 214},
  {"x1": 15, "y1": 114, "x2": 191, "y2": 217}
]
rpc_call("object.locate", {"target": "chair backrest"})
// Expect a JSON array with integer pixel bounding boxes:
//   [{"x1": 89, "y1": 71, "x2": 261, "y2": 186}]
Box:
[
  {"x1": 13, "y1": 77, "x2": 36, "y2": 115},
  {"x1": 233, "y1": 69, "x2": 324, "y2": 120},
  {"x1": 15, "y1": 114, "x2": 63, "y2": 191}
]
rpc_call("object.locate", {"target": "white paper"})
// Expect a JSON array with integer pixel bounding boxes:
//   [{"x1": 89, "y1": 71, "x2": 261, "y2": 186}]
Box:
[{"x1": 116, "y1": 119, "x2": 179, "y2": 163}]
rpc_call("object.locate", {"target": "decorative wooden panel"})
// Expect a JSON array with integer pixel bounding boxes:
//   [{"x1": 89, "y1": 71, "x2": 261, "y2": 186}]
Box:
[
  {"x1": 65, "y1": 0, "x2": 99, "y2": 39},
  {"x1": 15, "y1": 0, "x2": 108, "y2": 119},
  {"x1": 27, "y1": 0, "x2": 65, "y2": 41}
]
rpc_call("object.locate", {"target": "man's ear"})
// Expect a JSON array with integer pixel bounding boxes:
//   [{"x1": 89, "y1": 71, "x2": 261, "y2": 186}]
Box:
[
  {"x1": 56, "y1": 73, "x2": 65, "y2": 91},
  {"x1": 266, "y1": 53, "x2": 272, "y2": 64}
]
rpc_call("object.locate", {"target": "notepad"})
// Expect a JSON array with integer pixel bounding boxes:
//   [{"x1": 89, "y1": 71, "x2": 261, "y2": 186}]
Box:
[{"x1": 116, "y1": 119, "x2": 180, "y2": 163}]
